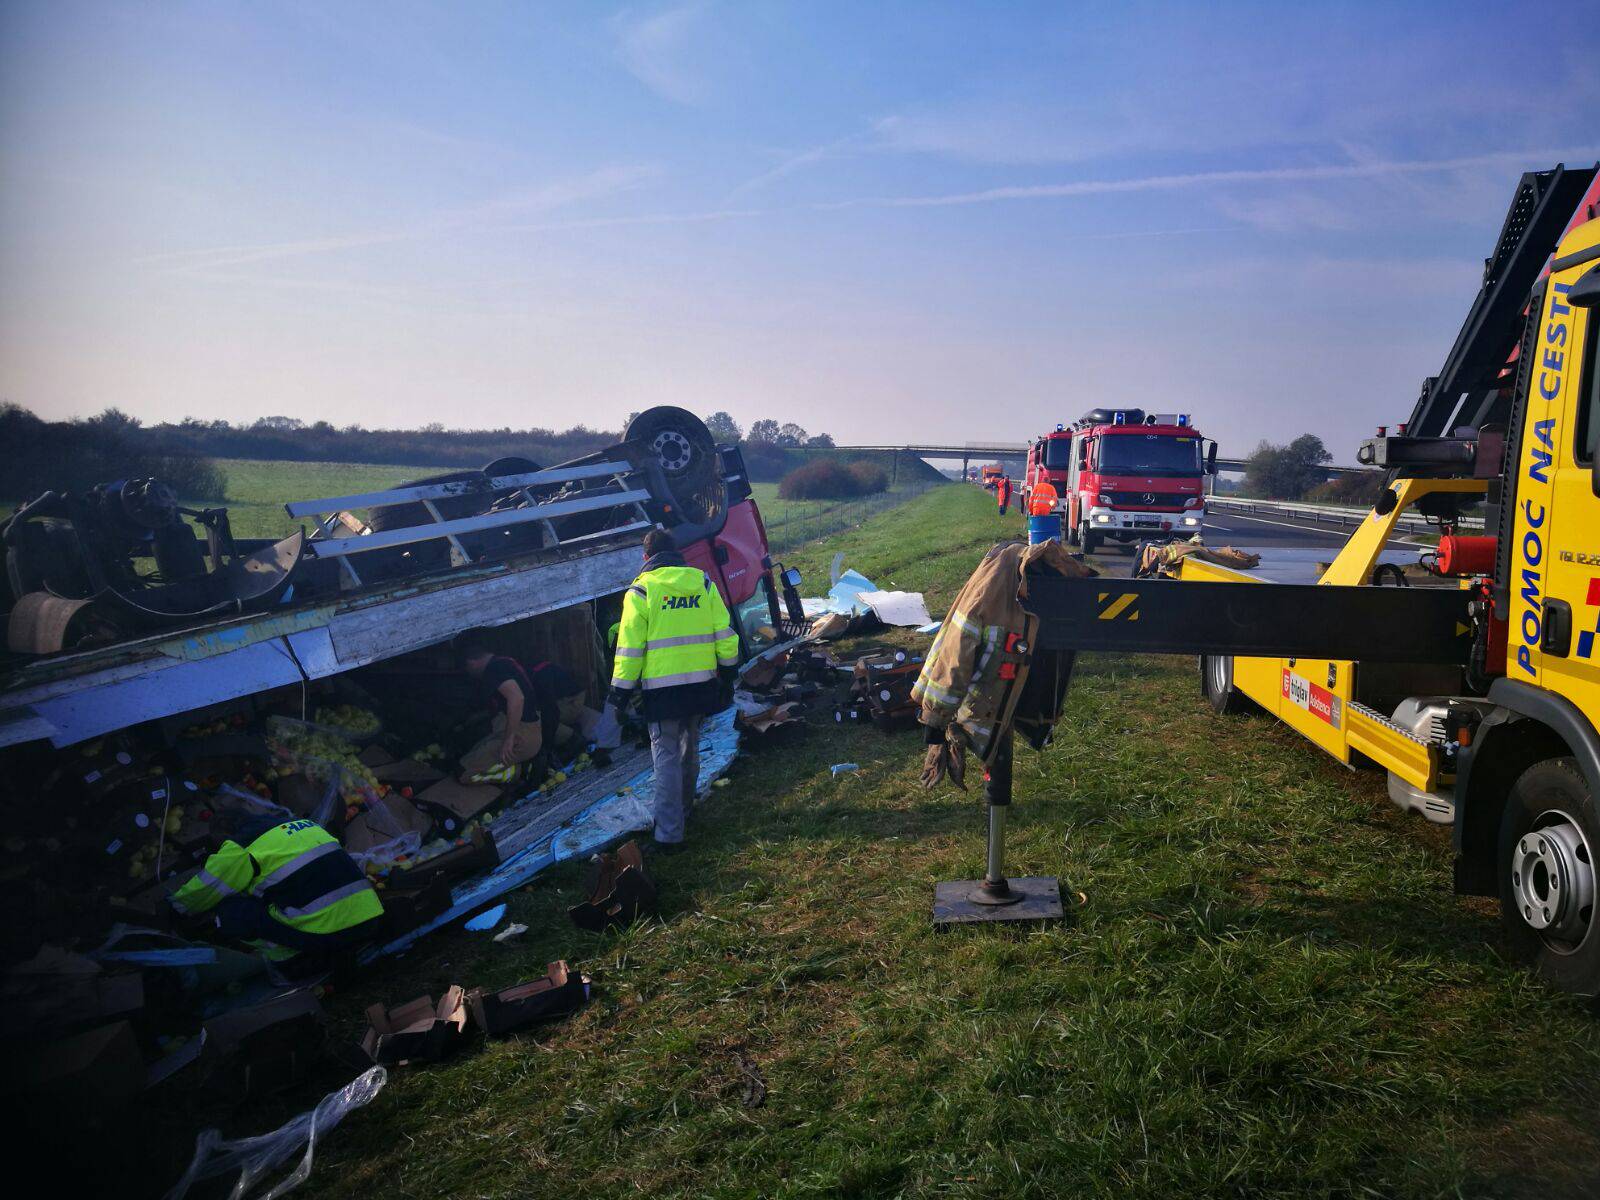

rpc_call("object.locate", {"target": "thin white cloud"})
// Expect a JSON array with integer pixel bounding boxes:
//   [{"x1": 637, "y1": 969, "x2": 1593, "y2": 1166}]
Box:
[
  {"x1": 499, "y1": 206, "x2": 763, "y2": 234},
  {"x1": 725, "y1": 131, "x2": 872, "y2": 200},
  {"x1": 815, "y1": 150, "x2": 1599, "y2": 211},
  {"x1": 136, "y1": 165, "x2": 658, "y2": 273},
  {"x1": 609, "y1": 2, "x2": 712, "y2": 105}
]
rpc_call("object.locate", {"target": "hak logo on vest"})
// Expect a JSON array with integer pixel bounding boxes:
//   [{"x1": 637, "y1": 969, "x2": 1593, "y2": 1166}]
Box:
[{"x1": 663, "y1": 595, "x2": 701, "y2": 610}]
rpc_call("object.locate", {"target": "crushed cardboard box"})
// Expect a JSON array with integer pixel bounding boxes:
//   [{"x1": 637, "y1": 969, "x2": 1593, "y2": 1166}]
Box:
[
  {"x1": 363, "y1": 986, "x2": 470, "y2": 1066},
  {"x1": 568, "y1": 842, "x2": 656, "y2": 933},
  {"x1": 468, "y1": 962, "x2": 589, "y2": 1035}
]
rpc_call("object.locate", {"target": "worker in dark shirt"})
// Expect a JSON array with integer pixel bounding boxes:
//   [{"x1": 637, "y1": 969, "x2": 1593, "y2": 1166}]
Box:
[
  {"x1": 526, "y1": 659, "x2": 605, "y2": 747},
  {"x1": 455, "y1": 632, "x2": 546, "y2": 782}
]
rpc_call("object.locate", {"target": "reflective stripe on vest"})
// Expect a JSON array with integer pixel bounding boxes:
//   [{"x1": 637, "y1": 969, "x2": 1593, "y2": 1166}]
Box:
[
  {"x1": 195, "y1": 867, "x2": 239, "y2": 899},
  {"x1": 640, "y1": 668, "x2": 717, "y2": 689},
  {"x1": 275, "y1": 879, "x2": 373, "y2": 920},
  {"x1": 250, "y1": 840, "x2": 340, "y2": 895}
]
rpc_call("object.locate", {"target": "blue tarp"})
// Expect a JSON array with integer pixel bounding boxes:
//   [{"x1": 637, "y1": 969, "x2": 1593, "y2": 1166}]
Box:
[{"x1": 369, "y1": 707, "x2": 742, "y2": 959}]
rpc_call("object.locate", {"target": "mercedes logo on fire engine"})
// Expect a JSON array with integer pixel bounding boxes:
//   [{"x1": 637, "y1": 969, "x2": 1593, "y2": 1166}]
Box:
[{"x1": 1141, "y1": 492, "x2": 1156, "y2": 504}]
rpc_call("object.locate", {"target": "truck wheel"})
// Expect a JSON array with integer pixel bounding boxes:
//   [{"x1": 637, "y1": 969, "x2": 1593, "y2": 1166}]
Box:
[
  {"x1": 1200, "y1": 654, "x2": 1255, "y2": 715},
  {"x1": 1498, "y1": 757, "x2": 1600, "y2": 996},
  {"x1": 1065, "y1": 519, "x2": 1080, "y2": 547},
  {"x1": 1080, "y1": 524, "x2": 1099, "y2": 554}
]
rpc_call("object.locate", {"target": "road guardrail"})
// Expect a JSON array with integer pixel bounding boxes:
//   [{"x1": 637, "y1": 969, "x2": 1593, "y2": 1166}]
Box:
[{"x1": 1208, "y1": 496, "x2": 1485, "y2": 534}]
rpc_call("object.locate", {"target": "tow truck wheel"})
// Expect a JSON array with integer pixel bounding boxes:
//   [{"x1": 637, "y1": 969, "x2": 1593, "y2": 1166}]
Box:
[
  {"x1": 1200, "y1": 654, "x2": 1255, "y2": 715},
  {"x1": 1080, "y1": 524, "x2": 1099, "y2": 554},
  {"x1": 1498, "y1": 757, "x2": 1600, "y2": 996}
]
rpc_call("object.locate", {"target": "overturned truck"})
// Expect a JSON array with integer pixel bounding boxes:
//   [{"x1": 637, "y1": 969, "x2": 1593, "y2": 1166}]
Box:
[{"x1": 0, "y1": 406, "x2": 805, "y2": 748}]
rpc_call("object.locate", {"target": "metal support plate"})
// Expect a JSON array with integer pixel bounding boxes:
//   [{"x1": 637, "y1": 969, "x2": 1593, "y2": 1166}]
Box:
[
  {"x1": 933, "y1": 877, "x2": 1063, "y2": 928},
  {"x1": 1023, "y1": 576, "x2": 1472, "y2": 664}
]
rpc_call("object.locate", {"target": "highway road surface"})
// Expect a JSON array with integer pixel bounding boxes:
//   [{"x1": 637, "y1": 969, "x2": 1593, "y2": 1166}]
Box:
[{"x1": 1076, "y1": 505, "x2": 1432, "y2": 578}]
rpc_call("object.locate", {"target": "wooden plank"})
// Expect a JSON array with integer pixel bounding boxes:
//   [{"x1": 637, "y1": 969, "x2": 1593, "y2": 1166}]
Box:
[{"x1": 327, "y1": 544, "x2": 638, "y2": 669}]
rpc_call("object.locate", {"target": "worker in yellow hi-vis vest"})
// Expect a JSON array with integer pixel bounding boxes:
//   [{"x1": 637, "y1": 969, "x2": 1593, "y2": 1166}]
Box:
[
  {"x1": 609, "y1": 528, "x2": 739, "y2": 849},
  {"x1": 170, "y1": 814, "x2": 384, "y2": 968}
]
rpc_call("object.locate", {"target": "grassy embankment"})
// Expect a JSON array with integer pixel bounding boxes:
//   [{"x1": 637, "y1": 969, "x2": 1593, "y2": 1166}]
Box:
[{"x1": 262, "y1": 483, "x2": 1600, "y2": 1200}]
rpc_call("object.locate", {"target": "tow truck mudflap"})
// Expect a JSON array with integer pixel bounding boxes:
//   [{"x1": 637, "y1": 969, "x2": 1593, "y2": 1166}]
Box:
[{"x1": 1022, "y1": 577, "x2": 1473, "y2": 664}]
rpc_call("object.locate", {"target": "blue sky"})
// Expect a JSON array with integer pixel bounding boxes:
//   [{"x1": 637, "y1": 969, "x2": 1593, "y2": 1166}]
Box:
[{"x1": 2, "y1": 1, "x2": 1597, "y2": 459}]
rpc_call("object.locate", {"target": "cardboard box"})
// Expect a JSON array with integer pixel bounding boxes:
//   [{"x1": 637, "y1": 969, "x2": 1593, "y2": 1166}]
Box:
[
  {"x1": 468, "y1": 962, "x2": 589, "y2": 1036},
  {"x1": 372, "y1": 757, "x2": 446, "y2": 786},
  {"x1": 568, "y1": 841, "x2": 657, "y2": 933},
  {"x1": 385, "y1": 827, "x2": 498, "y2": 895},
  {"x1": 375, "y1": 873, "x2": 454, "y2": 939},
  {"x1": 342, "y1": 794, "x2": 434, "y2": 854},
  {"x1": 13, "y1": 1021, "x2": 145, "y2": 1115},
  {"x1": 196, "y1": 987, "x2": 326, "y2": 1102},
  {"x1": 362, "y1": 986, "x2": 470, "y2": 1065},
  {"x1": 415, "y1": 776, "x2": 503, "y2": 821},
  {"x1": 358, "y1": 744, "x2": 397, "y2": 768},
  {"x1": 2, "y1": 947, "x2": 146, "y2": 1036}
]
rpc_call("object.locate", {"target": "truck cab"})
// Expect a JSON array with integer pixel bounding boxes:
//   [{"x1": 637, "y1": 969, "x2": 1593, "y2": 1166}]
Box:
[
  {"x1": 1061, "y1": 409, "x2": 1215, "y2": 552},
  {"x1": 1021, "y1": 426, "x2": 1074, "y2": 515}
]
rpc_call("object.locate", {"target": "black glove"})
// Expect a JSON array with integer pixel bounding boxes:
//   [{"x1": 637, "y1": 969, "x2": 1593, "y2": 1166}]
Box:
[
  {"x1": 607, "y1": 688, "x2": 634, "y2": 713},
  {"x1": 716, "y1": 666, "x2": 738, "y2": 707}
]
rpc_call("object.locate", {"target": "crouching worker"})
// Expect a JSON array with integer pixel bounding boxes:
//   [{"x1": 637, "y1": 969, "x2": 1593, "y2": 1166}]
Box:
[
  {"x1": 170, "y1": 814, "x2": 384, "y2": 972},
  {"x1": 609, "y1": 528, "x2": 740, "y2": 849},
  {"x1": 455, "y1": 632, "x2": 545, "y2": 784},
  {"x1": 526, "y1": 658, "x2": 608, "y2": 752}
]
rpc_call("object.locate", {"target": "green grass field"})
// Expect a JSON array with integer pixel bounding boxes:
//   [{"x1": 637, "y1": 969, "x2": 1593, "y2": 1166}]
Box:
[
  {"x1": 5, "y1": 462, "x2": 934, "y2": 548},
  {"x1": 210, "y1": 458, "x2": 455, "y2": 541},
  {"x1": 238, "y1": 484, "x2": 1597, "y2": 1200}
]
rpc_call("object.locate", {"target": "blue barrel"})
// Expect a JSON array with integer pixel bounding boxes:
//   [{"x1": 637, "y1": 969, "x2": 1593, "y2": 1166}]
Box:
[{"x1": 1027, "y1": 513, "x2": 1062, "y2": 544}]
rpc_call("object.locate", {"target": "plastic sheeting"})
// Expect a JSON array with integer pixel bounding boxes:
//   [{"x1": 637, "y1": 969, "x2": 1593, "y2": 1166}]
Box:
[
  {"x1": 165, "y1": 1066, "x2": 387, "y2": 1200},
  {"x1": 370, "y1": 707, "x2": 742, "y2": 959},
  {"x1": 800, "y1": 569, "x2": 930, "y2": 627},
  {"x1": 801, "y1": 568, "x2": 879, "y2": 617}
]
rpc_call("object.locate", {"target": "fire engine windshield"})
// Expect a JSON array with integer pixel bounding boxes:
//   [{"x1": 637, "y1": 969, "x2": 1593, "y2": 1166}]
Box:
[
  {"x1": 1096, "y1": 434, "x2": 1201, "y2": 476},
  {"x1": 1042, "y1": 438, "x2": 1073, "y2": 469}
]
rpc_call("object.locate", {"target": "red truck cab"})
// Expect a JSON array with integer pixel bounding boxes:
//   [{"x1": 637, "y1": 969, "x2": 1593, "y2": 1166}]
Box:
[
  {"x1": 1022, "y1": 425, "x2": 1075, "y2": 514},
  {"x1": 1056, "y1": 409, "x2": 1217, "y2": 553}
]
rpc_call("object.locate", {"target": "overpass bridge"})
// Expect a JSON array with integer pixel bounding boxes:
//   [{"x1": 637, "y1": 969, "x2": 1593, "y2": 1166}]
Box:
[{"x1": 795, "y1": 442, "x2": 1369, "y2": 480}]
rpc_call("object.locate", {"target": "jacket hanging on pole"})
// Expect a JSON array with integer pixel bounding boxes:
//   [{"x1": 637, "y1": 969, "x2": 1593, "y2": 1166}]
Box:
[{"x1": 912, "y1": 540, "x2": 1092, "y2": 783}]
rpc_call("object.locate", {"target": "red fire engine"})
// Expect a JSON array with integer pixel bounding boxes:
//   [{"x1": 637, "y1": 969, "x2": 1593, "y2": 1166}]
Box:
[{"x1": 1023, "y1": 409, "x2": 1217, "y2": 553}]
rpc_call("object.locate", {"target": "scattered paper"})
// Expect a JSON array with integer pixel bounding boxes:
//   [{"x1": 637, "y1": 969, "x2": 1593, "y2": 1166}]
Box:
[
  {"x1": 830, "y1": 763, "x2": 860, "y2": 776},
  {"x1": 857, "y1": 590, "x2": 932, "y2": 628},
  {"x1": 492, "y1": 923, "x2": 528, "y2": 944}
]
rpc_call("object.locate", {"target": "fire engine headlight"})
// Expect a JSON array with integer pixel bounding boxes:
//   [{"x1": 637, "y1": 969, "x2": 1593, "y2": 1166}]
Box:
[
  {"x1": 1094, "y1": 513, "x2": 1112, "y2": 524},
  {"x1": 1181, "y1": 516, "x2": 1200, "y2": 526}
]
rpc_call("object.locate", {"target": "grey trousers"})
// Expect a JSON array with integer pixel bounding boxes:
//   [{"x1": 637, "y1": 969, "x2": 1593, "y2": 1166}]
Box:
[{"x1": 647, "y1": 714, "x2": 701, "y2": 844}]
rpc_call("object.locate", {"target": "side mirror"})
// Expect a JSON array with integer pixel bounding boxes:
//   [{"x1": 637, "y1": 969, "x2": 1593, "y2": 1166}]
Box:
[
  {"x1": 1204, "y1": 441, "x2": 1218, "y2": 475},
  {"x1": 783, "y1": 567, "x2": 802, "y2": 588},
  {"x1": 1571, "y1": 263, "x2": 1600, "y2": 308}
]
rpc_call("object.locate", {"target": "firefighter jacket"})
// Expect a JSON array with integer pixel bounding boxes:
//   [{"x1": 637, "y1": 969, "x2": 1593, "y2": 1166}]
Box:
[
  {"x1": 171, "y1": 818, "x2": 383, "y2": 939},
  {"x1": 612, "y1": 551, "x2": 740, "y2": 721},
  {"x1": 913, "y1": 539, "x2": 1092, "y2": 764}
]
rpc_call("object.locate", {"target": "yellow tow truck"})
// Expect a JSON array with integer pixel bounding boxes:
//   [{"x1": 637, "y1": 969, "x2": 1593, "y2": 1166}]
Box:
[{"x1": 1026, "y1": 165, "x2": 1600, "y2": 994}]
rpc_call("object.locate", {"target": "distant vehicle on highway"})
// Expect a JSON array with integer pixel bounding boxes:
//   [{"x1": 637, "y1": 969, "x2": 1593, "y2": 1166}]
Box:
[{"x1": 979, "y1": 463, "x2": 1004, "y2": 490}]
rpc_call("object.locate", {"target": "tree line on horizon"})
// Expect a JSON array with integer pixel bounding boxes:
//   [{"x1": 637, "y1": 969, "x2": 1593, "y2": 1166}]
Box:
[
  {"x1": 1242, "y1": 433, "x2": 1385, "y2": 504},
  {"x1": 0, "y1": 402, "x2": 855, "y2": 500}
]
